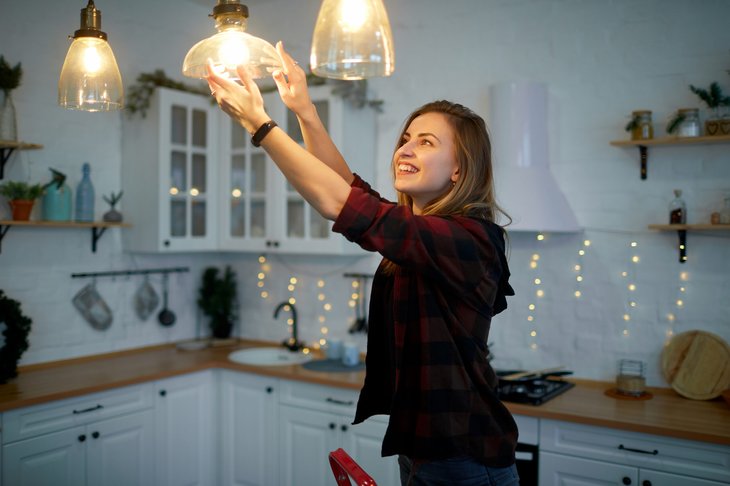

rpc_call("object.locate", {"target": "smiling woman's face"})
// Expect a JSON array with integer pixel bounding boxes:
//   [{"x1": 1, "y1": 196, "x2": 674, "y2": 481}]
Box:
[{"x1": 392, "y1": 112, "x2": 459, "y2": 214}]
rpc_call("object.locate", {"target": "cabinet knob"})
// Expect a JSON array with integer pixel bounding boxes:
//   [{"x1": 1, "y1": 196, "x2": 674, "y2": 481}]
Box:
[
  {"x1": 329, "y1": 423, "x2": 336, "y2": 430},
  {"x1": 159, "y1": 389, "x2": 167, "y2": 397},
  {"x1": 78, "y1": 434, "x2": 86, "y2": 442},
  {"x1": 340, "y1": 425, "x2": 349, "y2": 432},
  {"x1": 273, "y1": 241, "x2": 279, "y2": 248},
  {"x1": 164, "y1": 240, "x2": 170, "y2": 247},
  {"x1": 642, "y1": 481, "x2": 652, "y2": 486},
  {"x1": 266, "y1": 386, "x2": 273, "y2": 394},
  {"x1": 622, "y1": 477, "x2": 631, "y2": 485},
  {"x1": 92, "y1": 431, "x2": 100, "y2": 439}
]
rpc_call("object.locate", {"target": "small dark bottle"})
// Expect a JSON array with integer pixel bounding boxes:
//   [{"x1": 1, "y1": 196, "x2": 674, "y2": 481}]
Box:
[{"x1": 669, "y1": 189, "x2": 686, "y2": 224}]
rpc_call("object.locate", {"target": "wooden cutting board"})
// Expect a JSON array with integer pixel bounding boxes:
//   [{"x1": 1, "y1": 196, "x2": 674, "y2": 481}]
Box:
[{"x1": 661, "y1": 330, "x2": 730, "y2": 400}]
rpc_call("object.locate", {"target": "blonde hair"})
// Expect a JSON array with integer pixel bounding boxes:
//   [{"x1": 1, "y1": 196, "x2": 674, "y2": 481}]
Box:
[{"x1": 383, "y1": 101, "x2": 510, "y2": 274}]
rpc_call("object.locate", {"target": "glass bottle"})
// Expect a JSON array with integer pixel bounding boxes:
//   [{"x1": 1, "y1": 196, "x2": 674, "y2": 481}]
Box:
[
  {"x1": 669, "y1": 189, "x2": 686, "y2": 224},
  {"x1": 75, "y1": 162, "x2": 95, "y2": 222},
  {"x1": 42, "y1": 168, "x2": 72, "y2": 221}
]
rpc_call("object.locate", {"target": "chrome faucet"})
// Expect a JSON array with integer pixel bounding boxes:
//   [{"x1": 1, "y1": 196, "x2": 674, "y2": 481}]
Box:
[{"x1": 274, "y1": 302, "x2": 303, "y2": 351}]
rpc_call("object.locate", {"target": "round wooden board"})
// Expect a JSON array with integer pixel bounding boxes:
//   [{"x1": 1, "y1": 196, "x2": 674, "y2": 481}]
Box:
[{"x1": 661, "y1": 330, "x2": 730, "y2": 400}]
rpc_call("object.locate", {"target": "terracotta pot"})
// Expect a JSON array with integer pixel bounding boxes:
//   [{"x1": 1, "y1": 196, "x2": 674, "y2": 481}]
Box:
[{"x1": 9, "y1": 199, "x2": 35, "y2": 221}]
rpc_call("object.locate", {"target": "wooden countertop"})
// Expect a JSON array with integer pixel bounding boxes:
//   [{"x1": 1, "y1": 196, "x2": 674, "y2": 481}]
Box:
[{"x1": 1, "y1": 340, "x2": 728, "y2": 446}]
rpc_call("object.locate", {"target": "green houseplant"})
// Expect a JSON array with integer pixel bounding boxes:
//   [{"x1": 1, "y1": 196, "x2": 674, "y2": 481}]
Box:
[
  {"x1": 0, "y1": 290, "x2": 32, "y2": 383},
  {"x1": 197, "y1": 266, "x2": 238, "y2": 339},
  {"x1": 0, "y1": 180, "x2": 44, "y2": 220}
]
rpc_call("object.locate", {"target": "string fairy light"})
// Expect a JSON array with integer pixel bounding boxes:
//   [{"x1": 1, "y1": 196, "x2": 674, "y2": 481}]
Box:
[
  {"x1": 316, "y1": 278, "x2": 333, "y2": 349},
  {"x1": 666, "y1": 269, "x2": 689, "y2": 341},
  {"x1": 573, "y1": 239, "x2": 591, "y2": 299},
  {"x1": 526, "y1": 233, "x2": 545, "y2": 350},
  {"x1": 257, "y1": 254, "x2": 270, "y2": 300},
  {"x1": 619, "y1": 240, "x2": 640, "y2": 338}
]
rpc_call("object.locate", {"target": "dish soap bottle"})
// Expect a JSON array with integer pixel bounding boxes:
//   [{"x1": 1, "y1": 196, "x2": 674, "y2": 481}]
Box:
[
  {"x1": 668, "y1": 189, "x2": 686, "y2": 224},
  {"x1": 75, "y1": 162, "x2": 95, "y2": 222}
]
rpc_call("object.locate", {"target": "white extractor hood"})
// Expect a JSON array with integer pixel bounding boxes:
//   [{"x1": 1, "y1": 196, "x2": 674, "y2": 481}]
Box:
[{"x1": 488, "y1": 82, "x2": 580, "y2": 233}]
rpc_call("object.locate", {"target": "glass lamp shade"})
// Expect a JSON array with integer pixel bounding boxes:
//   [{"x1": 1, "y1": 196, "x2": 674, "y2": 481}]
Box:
[
  {"x1": 183, "y1": 29, "x2": 280, "y2": 80},
  {"x1": 58, "y1": 37, "x2": 123, "y2": 111},
  {"x1": 310, "y1": 0, "x2": 395, "y2": 80}
]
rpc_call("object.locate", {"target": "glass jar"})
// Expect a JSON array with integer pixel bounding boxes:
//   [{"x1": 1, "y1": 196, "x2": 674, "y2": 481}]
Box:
[
  {"x1": 616, "y1": 359, "x2": 646, "y2": 396},
  {"x1": 630, "y1": 110, "x2": 653, "y2": 140},
  {"x1": 676, "y1": 108, "x2": 701, "y2": 137},
  {"x1": 669, "y1": 189, "x2": 686, "y2": 224}
]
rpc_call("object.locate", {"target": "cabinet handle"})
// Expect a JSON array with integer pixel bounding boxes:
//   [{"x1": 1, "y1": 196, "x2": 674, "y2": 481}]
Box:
[
  {"x1": 73, "y1": 404, "x2": 103, "y2": 414},
  {"x1": 618, "y1": 444, "x2": 658, "y2": 455},
  {"x1": 642, "y1": 481, "x2": 652, "y2": 486},
  {"x1": 266, "y1": 386, "x2": 273, "y2": 394},
  {"x1": 92, "y1": 431, "x2": 100, "y2": 439},
  {"x1": 340, "y1": 424, "x2": 349, "y2": 432},
  {"x1": 78, "y1": 434, "x2": 86, "y2": 442},
  {"x1": 622, "y1": 477, "x2": 631, "y2": 485},
  {"x1": 326, "y1": 397, "x2": 354, "y2": 406},
  {"x1": 329, "y1": 423, "x2": 336, "y2": 430},
  {"x1": 159, "y1": 389, "x2": 167, "y2": 397}
]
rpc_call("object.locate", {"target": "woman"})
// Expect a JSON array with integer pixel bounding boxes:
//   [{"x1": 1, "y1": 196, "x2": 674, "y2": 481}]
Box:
[{"x1": 207, "y1": 43, "x2": 519, "y2": 486}]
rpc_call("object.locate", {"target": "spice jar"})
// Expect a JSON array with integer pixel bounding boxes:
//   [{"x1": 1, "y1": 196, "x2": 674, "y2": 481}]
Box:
[
  {"x1": 676, "y1": 108, "x2": 701, "y2": 137},
  {"x1": 628, "y1": 110, "x2": 653, "y2": 140},
  {"x1": 616, "y1": 359, "x2": 646, "y2": 397}
]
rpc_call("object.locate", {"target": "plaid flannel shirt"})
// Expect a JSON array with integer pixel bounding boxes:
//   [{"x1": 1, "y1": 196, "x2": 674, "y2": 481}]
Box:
[{"x1": 332, "y1": 175, "x2": 518, "y2": 467}]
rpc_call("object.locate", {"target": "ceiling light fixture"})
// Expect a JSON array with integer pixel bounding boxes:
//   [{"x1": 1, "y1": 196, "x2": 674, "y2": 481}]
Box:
[
  {"x1": 58, "y1": 0, "x2": 123, "y2": 112},
  {"x1": 310, "y1": 0, "x2": 395, "y2": 80},
  {"x1": 183, "y1": 0, "x2": 281, "y2": 81}
]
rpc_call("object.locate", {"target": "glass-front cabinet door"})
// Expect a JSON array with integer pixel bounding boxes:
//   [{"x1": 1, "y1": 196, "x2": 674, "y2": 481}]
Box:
[
  {"x1": 122, "y1": 88, "x2": 219, "y2": 252},
  {"x1": 218, "y1": 86, "x2": 374, "y2": 255}
]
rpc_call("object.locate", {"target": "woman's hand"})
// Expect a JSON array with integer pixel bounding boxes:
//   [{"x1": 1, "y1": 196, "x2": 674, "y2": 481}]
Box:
[
  {"x1": 206, "y1": 61, "x2": 270, "y2": 135},
  {"x1": 272, "y1": 41, "x2": 315, "y2": 120}
]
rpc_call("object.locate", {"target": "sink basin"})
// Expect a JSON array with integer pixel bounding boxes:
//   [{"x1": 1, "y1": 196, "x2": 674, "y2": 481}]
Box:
[{"x1": 228, "y1": 347, "x2": 312, "y2": 366}]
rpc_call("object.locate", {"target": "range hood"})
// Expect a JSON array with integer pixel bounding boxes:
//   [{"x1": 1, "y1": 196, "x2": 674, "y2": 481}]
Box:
[{"x1": 488, "y1": 82, "x2": 580, "y2": 233}]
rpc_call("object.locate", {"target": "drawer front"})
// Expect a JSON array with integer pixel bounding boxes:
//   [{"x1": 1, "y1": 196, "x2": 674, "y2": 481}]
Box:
[
  {"x1": 540, "y1": 419, "x2": 730, "y2": 483},
  {"x1": 2, "y1": 382, "x2": 154, "y2": 443},
  {"x1": 279, "y1": 380, "x2": 358, "y2": 415}
]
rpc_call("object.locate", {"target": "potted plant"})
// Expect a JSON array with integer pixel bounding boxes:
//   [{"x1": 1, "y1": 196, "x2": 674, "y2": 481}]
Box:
[
  {"x1": 0, "y1": 55, "x2": 22, "y2": 141},
  {"x1": 0, "y1": 180, "x2": 44, "y2": 220},
  {"x1": 197, "y1": 266, "x2": 238, "y2": 339},
  {"x1": 689, "y1": 82, "x2": 730, "y2": 135}
]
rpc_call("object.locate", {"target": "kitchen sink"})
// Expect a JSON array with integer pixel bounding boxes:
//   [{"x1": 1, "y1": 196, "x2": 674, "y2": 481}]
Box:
[{"x1": 228, "y1": 347, "x2": 313, "y2": 366}]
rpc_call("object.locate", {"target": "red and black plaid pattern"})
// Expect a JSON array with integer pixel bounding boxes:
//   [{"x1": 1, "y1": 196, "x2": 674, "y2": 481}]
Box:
[{"x1": 333, "y1": 175, "x2": 518, "y2": 468}]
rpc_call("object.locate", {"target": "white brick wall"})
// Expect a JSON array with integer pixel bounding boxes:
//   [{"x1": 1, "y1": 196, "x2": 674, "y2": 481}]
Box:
[{"x1": 0, "y1": 0, "x2": 728, "y2": 387}]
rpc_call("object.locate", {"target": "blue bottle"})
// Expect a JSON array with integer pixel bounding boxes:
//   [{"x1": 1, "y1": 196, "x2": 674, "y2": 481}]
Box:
[
  {"x1": 75, "y1": 162, "x2": 95, "y2": 222},
  {"x1": 42, "y1": 168, "x2": 72, "y2": 221}
]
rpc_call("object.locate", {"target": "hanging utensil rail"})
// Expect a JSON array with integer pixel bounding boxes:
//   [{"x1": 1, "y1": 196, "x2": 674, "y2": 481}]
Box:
[{"x1": 70, "y1": 267, "x2": 189, "y2": 279}]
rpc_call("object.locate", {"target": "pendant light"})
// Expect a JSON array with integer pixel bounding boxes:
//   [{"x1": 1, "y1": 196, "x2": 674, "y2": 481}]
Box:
[
  {"x1": 310, "y1": 0, "x2": 395, "y2": 80},
  {"x1": 183, "y1": 0, "x2": 281, "y2": 81},
  {"x1": 58, "y1": 0, "x2": 123, "y2": 112}
]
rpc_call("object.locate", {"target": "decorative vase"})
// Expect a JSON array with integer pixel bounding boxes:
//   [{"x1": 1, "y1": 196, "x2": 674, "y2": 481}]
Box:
[
  {"x1": 9, "y1": 199, "x2": 34, "y2": 221},
  {"x1": 0, "y1": 90, "x2": 18, "y2": 141}
]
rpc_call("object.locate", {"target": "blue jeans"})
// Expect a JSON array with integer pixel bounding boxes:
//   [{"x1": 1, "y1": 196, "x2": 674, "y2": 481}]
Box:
[{"x1": 398, "y1": 455, "x2": 520, "y2": 486}]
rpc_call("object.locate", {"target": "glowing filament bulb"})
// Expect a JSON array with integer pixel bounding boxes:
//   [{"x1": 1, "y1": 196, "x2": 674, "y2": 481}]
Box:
[
  {"x1": 83, "y1": 45, "x2": 102, "y2": 73},
  {"x1": 339, "y1": 0, "x2": 368, "y2": 31}
]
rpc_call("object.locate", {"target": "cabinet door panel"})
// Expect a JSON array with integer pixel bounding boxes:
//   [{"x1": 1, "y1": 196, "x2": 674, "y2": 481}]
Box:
[
  {"x1": 86, "y1": 409, "x2": 155, "y2": 486},
  {"x1": 540, "y1": 451, "x2": 637, "y2": 486},
  {"x1": 3, "y1": 426, "x2": 85, "y2": 486},
  {"x1": 220, "y1": 371, "x2": 278, "y2": 486},
  {"x1": 640, "y1": 468, "x2": 728, "y2": 486},
  {"x1": 279, "y1": 405, "x2": 336, "y2": 486},
  {"x1": 344, "y1": 417, "x2": 399, "y2": 486}
]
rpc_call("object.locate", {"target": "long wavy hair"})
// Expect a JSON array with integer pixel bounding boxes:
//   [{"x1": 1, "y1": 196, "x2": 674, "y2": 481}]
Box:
[{"x1": 383, "y1": 100, "x2": 510, "y2": 274}]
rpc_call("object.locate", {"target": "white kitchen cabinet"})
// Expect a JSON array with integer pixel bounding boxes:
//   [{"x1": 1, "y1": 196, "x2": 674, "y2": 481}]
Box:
[
  {"x1": 539, "y1": 419, "x2": 730, "y2": 486},
  {"x1": 219, "y1": 370, "x2": 279, "y2": 486},
  {"x1": 122, "y1": 87, "x2": 220, "y2": 252},
  {"x1": 278, "y1": 380, "x2": 399, "y2": 486},
  {"x1": 218, "y1": 84, "x2": 376, "y2": 254},
  {"x1": 2, "y1": 383, "x2": 155, "y2": 486},
  {"x1": 155, "y1": 371, "x2": 215, "y2": 486}
]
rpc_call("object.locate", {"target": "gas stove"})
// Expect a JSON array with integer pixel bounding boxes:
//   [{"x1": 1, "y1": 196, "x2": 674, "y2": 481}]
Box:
[{"x1": 495, "y1": 371, "x2": 575, "y2": 405}]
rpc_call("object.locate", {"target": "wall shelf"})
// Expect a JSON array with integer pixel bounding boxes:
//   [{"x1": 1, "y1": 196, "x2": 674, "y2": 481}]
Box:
[
  {"x1": 610, "y1": 134, "x2": 730, "y2": 180},
  {"x1": 0, "y1": 220, "x2": 131, "y2": 254},
  {"x1": 647, "y1": 223, "x2": 730, "y2": 263},
  {"x1": 0, "y1": 141, "x2": 43, "y2": 179}
]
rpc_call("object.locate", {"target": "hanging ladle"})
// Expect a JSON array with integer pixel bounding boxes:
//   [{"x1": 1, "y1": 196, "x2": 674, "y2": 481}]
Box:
[{"x1": 158, "y1": 273, "x2": 176, "y2": 327}]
